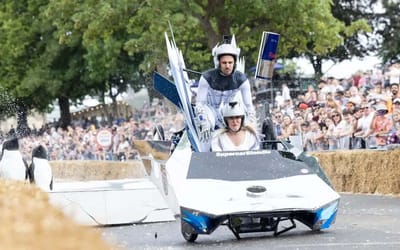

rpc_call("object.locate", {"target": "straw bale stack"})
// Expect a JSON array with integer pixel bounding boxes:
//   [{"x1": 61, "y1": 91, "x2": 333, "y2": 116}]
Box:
[
  {"x1": 0, "y1": 180, "x2": 113, "y2": 249},
  {"x1": 50, "y1": 160, "x2": 146, "y2": 181},
  {"x1": 311, "y1": 148, "x2": 400, "y2": 195}
]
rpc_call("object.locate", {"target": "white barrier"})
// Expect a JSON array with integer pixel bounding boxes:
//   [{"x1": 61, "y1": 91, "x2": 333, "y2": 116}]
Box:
[{"x1": 49, "y1": 178, "x2": 175, "y2": 226}]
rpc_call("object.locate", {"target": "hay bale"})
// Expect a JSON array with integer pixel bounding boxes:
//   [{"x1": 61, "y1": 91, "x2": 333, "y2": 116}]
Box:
[
  {"x1": 50, "y1": 160, "x2": 146, "y2": 181},
  {"x1": 311, "y1": 149, "x2": 400, "y2": 195},
  {"x1": 0, "y1": 180, "x2": 113, "y2": 250},
  {"x1": 133, "y1": 140, "x2": 171, "y2": 175},
  {"x1": 133, "y1": 140, "x2": 170, "y2": 161}
]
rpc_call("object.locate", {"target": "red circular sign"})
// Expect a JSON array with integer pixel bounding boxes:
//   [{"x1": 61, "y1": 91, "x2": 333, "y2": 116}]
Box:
[{"x1": 96, "y1": 129, "x2": 113, "y2": 148}]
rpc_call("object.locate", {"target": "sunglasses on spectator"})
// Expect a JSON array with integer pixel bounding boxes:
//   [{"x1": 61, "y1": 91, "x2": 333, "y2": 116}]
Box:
[
  {"x1": 376, "y1": 110, "x2": 387, "y2": 116},
  {"x1": 275, "y1": 115, "x2": 282, "y2": 119},
  {"x1": 331, "y1": 114, "x2": 340, "y2": 118},
  {"x1": 294, "y1": 113, "x2": 301, "y2": 117}
]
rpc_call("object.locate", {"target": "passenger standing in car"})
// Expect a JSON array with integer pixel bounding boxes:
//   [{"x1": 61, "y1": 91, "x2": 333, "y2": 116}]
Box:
[{"x1": 195, "y1": 40, "x2": 256, "y2": 143}]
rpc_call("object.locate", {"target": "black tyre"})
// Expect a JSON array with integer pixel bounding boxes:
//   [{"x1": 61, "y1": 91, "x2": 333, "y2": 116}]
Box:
[{"x1": 181, "y1": 220, "x2": 198, "y2": 242}]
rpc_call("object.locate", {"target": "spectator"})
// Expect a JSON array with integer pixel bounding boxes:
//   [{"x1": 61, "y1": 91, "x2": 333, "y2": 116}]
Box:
[
  {"x1": 327, "y1": 111, "x2": 342, "y2": 150},
  {"x1": 345, "y1": 100, "x2": 356, "y2": 114},
  {"x1": 387, "y1": 109, "x2": 400, "y2": 145},
  {"x1": 281, "y1": 99, "x2": 294, "y2": 118},
  {"x1": 348, "y1": 86, "x2": 362, "y2": 106},
  {"x1": 292, "y1": 114, "x2": 304, "y2": 136},
  {"x1": 354, "y1": 103, "x2": 375, "y2": 148},
  {"x1": 331, "y1": 78, "x2": 344, "y2": 92},
  {"x1": 351, "y1": 107, "x2": 364, "y2": 149},
  {"x1": 278, "y1": 115, "x2": 296, "y2": 140},
  {"x1": 334, "y1": 90, "x2": 346, "y2": 110},
  {"x1": 367, "y1": 104, "x2": 392, "y2": 149},
  {"x1": 335, "y1": 109, "x2": 354, "y2": 150},
  {"x1": 117, "y1": 135, "x2": 130, "y2": 161},
  {"x1": 393, "y1": 98, "x2": 400, "y2": 113},
  {"x1": 325, "y1": 96, "x2": 341, "y2": 114},
  {"x1": 316, "y1": 108, "x2": 329, "y2": 128},
  {"x1": 282, "y1": 83, "x2": 291, "y2": 102},
  {"x1": 304, "y1": 85, "x2": 318, "y2": 105},
  {"x1": 299, "y1": 121, "x2": 310, "y2": 150},
  {"x1": 273, "y1": 110, "x2": 284, "y2": 138},
  {"x1": 320, "y1": 77, "x2": 336, "y2": 95},
  {"x1": 352, "y1": 71, "x2": 362, "y2": 88},
  {"x1": 275, "y1": 91, "x2": 285, "y2": 108},
  {"x1": 390, "y1": 82, "x2": 400, "y2": 102},
  {"x1": 303, "y1": 120, "x2": 324, "y2": 152}
]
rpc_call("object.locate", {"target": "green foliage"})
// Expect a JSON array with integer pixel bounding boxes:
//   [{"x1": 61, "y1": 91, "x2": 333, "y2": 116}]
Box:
[
  {"x1": 0, "y1": 0, "x2": 51, "y2": 116},
  {"x1": 122, "y1": 0, "x2": 355, "y2": 76},
  {"x1": 377, "y1": 0, "x2": 400, "y2": 63},
  {"x1": 330, "y1": 0, "x2": 375, "y2": 59},
  {"x1": 1, "y1": 0, "x2": 398, "y2": 128}
]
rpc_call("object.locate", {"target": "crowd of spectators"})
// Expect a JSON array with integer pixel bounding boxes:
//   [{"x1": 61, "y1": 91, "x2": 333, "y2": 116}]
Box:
[
  {"x1": 0, "y1": 101, "x2": 185, "y2": 163},
  {"x1": 268, "y1": 63, "x2": 400, "y2": 152},
  {"x1": 1, "y1": 63, "x2": 399, "y2": 161}
]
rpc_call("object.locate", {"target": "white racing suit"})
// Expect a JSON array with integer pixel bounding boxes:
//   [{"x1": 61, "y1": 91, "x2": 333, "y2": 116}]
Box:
[{"x1": 195, "y1": 68, "x2": 256, "y2": 142}]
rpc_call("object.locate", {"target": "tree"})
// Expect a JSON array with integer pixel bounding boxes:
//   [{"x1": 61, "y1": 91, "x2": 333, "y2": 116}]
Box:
[
  {"x1": 123, "y1": 0, "x2": 369, "y2": 79},
  {"x1": 305, "y1": 0, "x2": 378, "y2": 78},
  {"x1": 0, "y1": 0, "x2": 377, "y2": 133},
  {"x1": 331, "y1": 0, "x2": 378, "y2": 58},
  {"x1": 0, "y1": 87, "x2": 17, "y2": 121},
  {"x1": 279, "y1": 1, "x2": 372, "y2": 77},
  {"x1": 44, "y1": 0, "x2": 149, "y2": 124},
  {"x1": 377, "y1": 0, "x2": 400, "y2": 64},
  {"x1": 0, "y1": 0, "x2": 149, "y2": 130},
  {"x1": 0, "y1": 0, "x2": 53, "y2": 135}
]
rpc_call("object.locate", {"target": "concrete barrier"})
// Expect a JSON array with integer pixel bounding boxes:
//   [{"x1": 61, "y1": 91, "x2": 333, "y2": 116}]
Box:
[
  {"x1": 48, "y1": 160, "x2": 175, "y2": 226},
  {"x1": 49, "y1": 178, "x2": 175, "y2": 226}
]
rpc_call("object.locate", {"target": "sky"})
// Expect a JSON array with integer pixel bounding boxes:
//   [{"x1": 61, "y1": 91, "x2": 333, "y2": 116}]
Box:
[{"x1": 294, "y1": 55, "x2": 381, "y2": 79}]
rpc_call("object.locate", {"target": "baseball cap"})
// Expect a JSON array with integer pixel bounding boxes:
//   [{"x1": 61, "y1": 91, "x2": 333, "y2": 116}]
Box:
[
  {"x1": 298, "y1": 102, "x2": 309, "y2": 110},
  {"x1": 393, "y1": 98, "x2": 400, "y2": 104},
  {"x1": 375, "y1": 103, "x2": 388, "y2": 111}
]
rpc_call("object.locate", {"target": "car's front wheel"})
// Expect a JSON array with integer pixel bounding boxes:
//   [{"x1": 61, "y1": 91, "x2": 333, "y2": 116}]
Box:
[{"x1": 181, "y1": 220, "x2": 198, "y2": 242}]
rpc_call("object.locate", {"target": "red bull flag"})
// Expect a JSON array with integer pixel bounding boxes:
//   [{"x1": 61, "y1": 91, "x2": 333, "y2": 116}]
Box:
[{"x1": 255, "y1": 32, "x2": 280, "y2": 80}]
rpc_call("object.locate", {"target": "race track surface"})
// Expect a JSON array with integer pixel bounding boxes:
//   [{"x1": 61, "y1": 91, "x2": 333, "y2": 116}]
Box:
[{"x1": 100, "y1": 193, "x2": 400, "y2": 249}]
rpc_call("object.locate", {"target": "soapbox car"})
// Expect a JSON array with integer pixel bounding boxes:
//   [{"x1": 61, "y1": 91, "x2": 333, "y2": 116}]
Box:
[{"x1": 135, "y1": 133, "x2": 340, "y2": 242}]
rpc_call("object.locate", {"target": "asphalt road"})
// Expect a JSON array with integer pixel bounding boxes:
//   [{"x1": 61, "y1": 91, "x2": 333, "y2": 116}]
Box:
[{"x1": 100, "y1": 193, "x2": 400, "y2": 250}]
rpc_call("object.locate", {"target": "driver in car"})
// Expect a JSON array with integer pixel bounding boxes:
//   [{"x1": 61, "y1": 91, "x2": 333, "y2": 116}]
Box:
[{"x1": 211, "y1": 100, "x2": 259, "y2": 151}]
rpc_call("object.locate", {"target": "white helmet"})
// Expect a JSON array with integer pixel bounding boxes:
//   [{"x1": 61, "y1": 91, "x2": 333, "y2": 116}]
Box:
[
  {"x1": 215, "y1": 43, "x2": 240, "y2": 62},
  {"x1": 221, "y1": 101, "x2": 246, "y2": 129}
]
